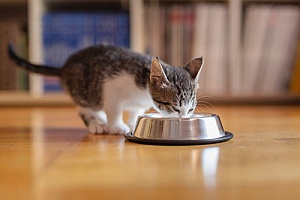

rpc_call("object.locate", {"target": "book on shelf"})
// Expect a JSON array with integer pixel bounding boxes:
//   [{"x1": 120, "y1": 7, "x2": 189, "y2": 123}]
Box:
[
  {"x1": 242, "y1": 5, "x2": 300, "y2": 95},
  {"x1": 192, "y1": 3, "x2": 209, "y2": 96},
  {"x1": 144, "y1": 2, "x2": 165, "y2": 59},
  {"x1": 198, "y1": 3, "x2": 228, "y2": 96},
  {"x1": 242, "y1": 5, "x2": 271, "y2": 94},
  {"x1": 42, "y1": 11, "x2": 130, "y2": 93},
  {"x1": 167, "y1": 5, "x2": 184, "y2": 66}
]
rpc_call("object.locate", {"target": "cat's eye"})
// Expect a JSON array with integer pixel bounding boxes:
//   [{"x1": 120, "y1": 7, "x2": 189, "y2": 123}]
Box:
[
  {"x1": 172, "y1": 107, "x2": 180, "y2": 113},
  {"x1": 154, "y1": 99, "x2": 170, "y2": 106},
  {"x1": 188, "y1": 108, "x2": 194, "y2": 113}
]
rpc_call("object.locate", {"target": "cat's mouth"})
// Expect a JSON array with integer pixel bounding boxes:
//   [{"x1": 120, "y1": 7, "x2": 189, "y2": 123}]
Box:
[
  {"x1": 153, "y1": 112, "x2": 196, "y2": 119},
  {"x1": 156, "y1": 112, "x2": 192, "y2": 119}
]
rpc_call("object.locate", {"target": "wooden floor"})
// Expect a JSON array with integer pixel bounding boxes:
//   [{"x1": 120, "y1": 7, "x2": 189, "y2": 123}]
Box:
[{"x1": 1, "y1": 105, "x2": 300, "y2": 200}]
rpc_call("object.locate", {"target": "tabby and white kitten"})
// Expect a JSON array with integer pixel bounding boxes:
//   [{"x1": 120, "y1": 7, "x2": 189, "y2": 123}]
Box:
[{"x1": 8, "y1": 44, "x2": 203, "y2": 134}]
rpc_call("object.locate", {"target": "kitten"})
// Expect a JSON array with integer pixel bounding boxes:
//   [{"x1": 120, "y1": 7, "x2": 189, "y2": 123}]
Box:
[{"x1": 8, "y1": 44, "x2": 203, "y2": 134}]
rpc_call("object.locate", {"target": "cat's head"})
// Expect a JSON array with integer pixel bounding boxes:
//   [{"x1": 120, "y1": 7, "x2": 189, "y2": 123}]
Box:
[{"x1": 149, "y1": 57, "x2": 203, "y2": 118}]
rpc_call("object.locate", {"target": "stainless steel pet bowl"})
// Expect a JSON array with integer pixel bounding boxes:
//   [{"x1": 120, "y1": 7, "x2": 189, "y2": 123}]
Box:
[{"x1": 125, "y1": 113, "x2": 233, "y2": 145}]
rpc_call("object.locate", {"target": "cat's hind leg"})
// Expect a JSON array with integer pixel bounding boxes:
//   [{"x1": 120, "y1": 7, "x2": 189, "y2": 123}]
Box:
[{"x1": 78, "y1": 107, "x2": 109, "y2": 134}]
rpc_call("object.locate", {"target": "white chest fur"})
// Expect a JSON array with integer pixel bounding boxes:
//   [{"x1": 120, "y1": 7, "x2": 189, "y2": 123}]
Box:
[{"x1": 103, "y1": 72, "x2": 155, "y2": 112}]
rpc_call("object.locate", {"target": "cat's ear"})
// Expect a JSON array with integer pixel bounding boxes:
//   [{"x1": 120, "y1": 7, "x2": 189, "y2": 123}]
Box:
[
  {"x1": 185, "y1": 57, "x2": 204, "y2": 82},
  {"x1": 150, "y1": 57, "x2": 169, "y2": 86}
]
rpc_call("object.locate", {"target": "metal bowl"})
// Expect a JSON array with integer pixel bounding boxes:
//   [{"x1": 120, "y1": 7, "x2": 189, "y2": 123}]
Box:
[{"x1": 125, "y1": 113, "x2": 233, "y2": 145}]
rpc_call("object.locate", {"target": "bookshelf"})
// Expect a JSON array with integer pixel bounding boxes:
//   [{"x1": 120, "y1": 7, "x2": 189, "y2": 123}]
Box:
[{"x1": 0, "y1": 0, "x2": 299, "y2": 106}]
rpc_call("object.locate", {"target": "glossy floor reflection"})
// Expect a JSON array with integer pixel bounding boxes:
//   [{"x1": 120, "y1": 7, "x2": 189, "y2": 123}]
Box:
[{"x1": 1, "y1": 106, "x2": 300, "y2": 200}]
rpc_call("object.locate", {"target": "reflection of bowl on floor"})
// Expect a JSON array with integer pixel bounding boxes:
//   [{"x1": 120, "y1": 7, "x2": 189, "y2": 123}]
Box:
[{"x1": 125, "y1": 113, "x2": 234, "y2": 145}]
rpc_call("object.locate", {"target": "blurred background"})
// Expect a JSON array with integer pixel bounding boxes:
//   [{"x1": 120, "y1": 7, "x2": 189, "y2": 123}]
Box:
[{"x1": 0, "y1": 0, "x2": 299, "y2": 106}]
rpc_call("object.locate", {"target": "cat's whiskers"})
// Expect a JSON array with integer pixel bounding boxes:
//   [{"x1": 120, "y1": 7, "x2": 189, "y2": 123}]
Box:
[
  {"x1": 197, "y1": 100, "x2": 215, "y2": 108},
  {"x1": 196, "y1": 93, "x2": 216, "y2": 113},
  {"x1": 195, "y1": 105, "x2": 204, "y2": 113},
  {"x1": 197, "y1": 91, "x2": 217, "y2": 101},
  {"x1": 196, "y1": 90, "x2": 215, "y2": 98},
  {"x1": 196, "y1": 103, "x2": 212, "y2": 113}
]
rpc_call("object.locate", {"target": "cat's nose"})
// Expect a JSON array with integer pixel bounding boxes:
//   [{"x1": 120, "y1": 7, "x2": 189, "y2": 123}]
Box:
[
  {"x1": 178, "y1": 113, "x2": 188, "y2": 119},
  {"x1": 178, "y1": 108, "x2": 188, "y2": 118},
  {"x1": 178, "y1": 108, "x2": 193, "y2": 118}
]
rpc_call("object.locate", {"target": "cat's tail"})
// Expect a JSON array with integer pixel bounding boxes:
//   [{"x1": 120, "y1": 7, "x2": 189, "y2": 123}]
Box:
[{"x1": 7, "y1": 44, "x2": 61, "y2": 77}]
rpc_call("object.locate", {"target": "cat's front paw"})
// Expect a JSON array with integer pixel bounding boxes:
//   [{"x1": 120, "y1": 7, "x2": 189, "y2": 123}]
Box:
[
  {"x1": 109, "y1": 123, "x2": 130, "y2": 135},
  {"x1": 88, "y1": 119, "x2": 109, "y2": 134}
]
